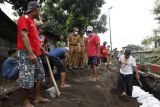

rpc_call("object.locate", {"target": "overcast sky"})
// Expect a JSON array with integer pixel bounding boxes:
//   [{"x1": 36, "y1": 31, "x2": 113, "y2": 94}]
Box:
[
  {"x1": 0, "y1": 0, "x2": 159, "y2": 50},
  {"x1": 100, "y1": 0, "x2": 158, "y2": 50}
]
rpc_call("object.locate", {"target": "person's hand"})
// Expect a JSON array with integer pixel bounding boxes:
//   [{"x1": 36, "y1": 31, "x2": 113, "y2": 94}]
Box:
[
  {"x1": 40, "y1": 46, "x2": 48, "y2": 56},
  {"x1": 97, "y1": 53, "x2": 100, "y2": 57},
  {"x1": 28, "y1": 53, "x2": 37, "y2": 64},
  {"x1": 43, "y1": 50, "x2": 48, "y2": 56}
]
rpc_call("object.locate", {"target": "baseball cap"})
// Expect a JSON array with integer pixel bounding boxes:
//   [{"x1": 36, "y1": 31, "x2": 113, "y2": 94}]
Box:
[
  {"x1": 26, "y1": 1, "x2": 40, "y2": 13},
  {"x1": 87, "y1": 26, "x2": 93, "y2": 32}
]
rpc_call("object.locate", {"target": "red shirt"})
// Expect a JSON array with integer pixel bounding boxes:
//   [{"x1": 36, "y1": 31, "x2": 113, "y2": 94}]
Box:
[
  {"x1": 17, "y1": 15, "x2": 42, "y2": 56},
  {"x1": 100, "y1": 45, "x2": 108, "y2": 58},
  {"x1": 86, "y1": 34, "x2": 100, "y2": 57}
]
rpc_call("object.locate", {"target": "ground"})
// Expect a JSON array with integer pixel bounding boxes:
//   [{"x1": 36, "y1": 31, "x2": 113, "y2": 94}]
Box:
[{"x1": 0, "y1": 67, "x2": 139, "y2": 107}]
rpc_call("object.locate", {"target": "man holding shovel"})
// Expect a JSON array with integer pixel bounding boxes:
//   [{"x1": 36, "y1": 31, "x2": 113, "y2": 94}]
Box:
[{"x1": 16, "y1": 1, "x2": 49, "y2": 107}]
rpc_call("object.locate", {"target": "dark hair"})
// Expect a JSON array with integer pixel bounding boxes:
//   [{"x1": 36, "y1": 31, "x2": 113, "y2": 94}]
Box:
[
  {"x1": 8, "y1": 48, "x2": 17, "y2": 56},
  {"x1": 125, "y1": 48, "x2": 131, "y2": 55}
]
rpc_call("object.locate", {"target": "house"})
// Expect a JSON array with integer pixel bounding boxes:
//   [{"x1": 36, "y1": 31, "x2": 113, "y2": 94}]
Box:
[{"x1": 0, "y1": 8, "x2": 17, "y2": 66}]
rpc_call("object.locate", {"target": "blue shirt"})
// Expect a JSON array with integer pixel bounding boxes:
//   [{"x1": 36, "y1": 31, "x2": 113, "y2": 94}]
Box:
[
  {"x1": 48, "y1": 48, "x2": 67, "y2": 59},
  {"x1": 2, "y1": 57, "x2": 18, "y2": 79}
]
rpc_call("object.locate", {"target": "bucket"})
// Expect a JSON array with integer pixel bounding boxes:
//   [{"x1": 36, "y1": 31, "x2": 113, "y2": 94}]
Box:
[{"x1": 46, "y1": 87, "x2": 56, "y2": 98}]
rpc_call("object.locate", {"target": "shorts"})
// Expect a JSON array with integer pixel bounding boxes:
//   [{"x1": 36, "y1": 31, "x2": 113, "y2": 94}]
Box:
[
  {"x1": 49, "y1": 56, "x2": 67, "y2": 73},
  {"x1": 88, "y1": 56, "x2": 99, "y2": 65},
  {"x1": 101, "y1": 57, "x2": 107, "y2": 63},
  {"x1": 17, "y1": 50, "x2": 45, "y2": 89}
]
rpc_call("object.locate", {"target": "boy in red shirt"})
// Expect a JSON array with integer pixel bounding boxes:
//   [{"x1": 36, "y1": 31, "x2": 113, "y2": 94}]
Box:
[
  {"x1": 86, "y1": 26, "x2": 100, "y2": 81},
  {"x1": 17, "y1": 1, "x2": 49, "y2": 107}
]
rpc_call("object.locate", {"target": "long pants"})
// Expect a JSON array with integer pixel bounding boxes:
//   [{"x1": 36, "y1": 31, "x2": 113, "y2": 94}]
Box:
[
  {"x1": 78, "y1": 46, "x2": 85, "y2": 67},
  {"x1": 117, "y1": 73, "x2": 134, "y2": 96},
  {"x1": 69, "y1": 46, "x2": 79, "y2": 68}
]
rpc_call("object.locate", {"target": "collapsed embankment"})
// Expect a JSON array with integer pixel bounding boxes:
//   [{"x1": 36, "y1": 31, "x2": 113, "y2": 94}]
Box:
[{"x1": 0, "y1": 68, "x2": 139, "y2": 107}]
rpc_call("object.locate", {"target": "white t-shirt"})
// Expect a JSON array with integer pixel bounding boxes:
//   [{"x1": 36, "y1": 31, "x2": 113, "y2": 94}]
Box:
[{"x1": 119, "y1": 55, "x2": 136, "y2": 75}]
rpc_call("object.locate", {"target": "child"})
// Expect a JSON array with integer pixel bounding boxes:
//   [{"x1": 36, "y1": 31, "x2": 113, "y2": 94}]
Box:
[{"x1": 2, "y1": 48, "x2": 18, "y2": 79}]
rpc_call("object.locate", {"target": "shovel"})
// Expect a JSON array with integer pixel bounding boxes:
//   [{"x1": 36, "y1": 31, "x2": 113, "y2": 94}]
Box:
[
  {"x1": 45, "y1": 56, "x2": 61, "y2": 97},
  {"x1": 137, "y1": 79, "x2": 143, "y2": 88}
]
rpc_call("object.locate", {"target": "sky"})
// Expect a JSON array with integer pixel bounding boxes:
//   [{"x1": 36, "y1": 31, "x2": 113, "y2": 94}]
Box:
[
  {"x1": 100, "y1": 0, "x2": 158, "y2": 50},
  {"x1": 0, "y1": 0, "x2": 159, "y2": 50}
]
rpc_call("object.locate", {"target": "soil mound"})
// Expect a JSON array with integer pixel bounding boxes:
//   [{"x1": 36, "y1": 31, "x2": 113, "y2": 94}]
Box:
[{"x1": 0, "y1": 68, "x2": 139, "y2": 107}]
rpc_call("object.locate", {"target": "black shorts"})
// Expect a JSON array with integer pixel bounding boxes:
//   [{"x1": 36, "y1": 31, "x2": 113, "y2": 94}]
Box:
[
  {"x1": 101, "y1": 58, "x2": 107, "y2": 63},
  {"x1": 49, "y1": 56, "x2": 67, "y2": 73},
  {"x1": 88, "y1": 56, "x2": 99, "y2": 65}
]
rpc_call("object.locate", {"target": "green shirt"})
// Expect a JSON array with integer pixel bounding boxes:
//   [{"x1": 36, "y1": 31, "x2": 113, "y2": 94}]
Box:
[{"x1": 56, "y1": 41, "x2": 66, "y2": 48}]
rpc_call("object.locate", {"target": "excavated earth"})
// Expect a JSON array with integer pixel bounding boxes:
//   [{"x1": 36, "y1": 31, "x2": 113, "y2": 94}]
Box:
[{"x1": 0, "y1": 67, "x2": 140, "y2": 107}]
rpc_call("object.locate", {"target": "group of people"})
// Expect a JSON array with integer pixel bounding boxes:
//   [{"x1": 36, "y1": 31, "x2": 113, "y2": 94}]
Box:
[{"x1": 1, "y1": 1, "x2": 139, "y2": 107}]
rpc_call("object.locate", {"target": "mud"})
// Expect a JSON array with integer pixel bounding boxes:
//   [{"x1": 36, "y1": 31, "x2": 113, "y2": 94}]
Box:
[{"x1": 0, "y1": 68, "x2": 139, "y2": 107}]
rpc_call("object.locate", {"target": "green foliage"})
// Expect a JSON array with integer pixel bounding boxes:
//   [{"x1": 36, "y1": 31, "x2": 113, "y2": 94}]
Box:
[
  {"x1": 141, "y1": 35, "x2": 160, "y2": 49},
  {"x1": 1, "y1": 0, "x2": 46, "y2": 16},
  {"x1": 43, "y1": 0, "x2": 107, "y2": 35},
  {"x1": 153, "y1": 0, "x2": 160, "y2": 15},
  {"x1": 126, "y1": 44, "x2": 143, "y2": 52},
  {"x1": 148, "y1": 47, "x2": 160, "y2": 64},
  {"x1": 153, "y1": 0, "x2": 160, "y2": 38},
  {"x1": 141, "y1": 36, "x2": 152, "y2": 48},
  {"x1": 2, "y1": 0, "x2": 107, "y2": 35}
]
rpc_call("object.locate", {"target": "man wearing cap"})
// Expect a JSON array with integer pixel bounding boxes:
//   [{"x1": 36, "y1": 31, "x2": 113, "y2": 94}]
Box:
[
  {"x1": 117, "y1": 48, "x2": 139, "y2": 97},
  {"x1": 86, "y1": 26, "x2": 100, "y2": 81},
  {"x1": 67, "y1": 27, "x2": 81, "y2": 70},
  {"x1": 16, "y1": 1, "x2": 49, "y2": 107}
]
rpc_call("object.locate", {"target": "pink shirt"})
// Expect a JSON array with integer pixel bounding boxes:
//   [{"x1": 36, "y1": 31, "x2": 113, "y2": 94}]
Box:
[{"x1": 86, "y1": 34, "x2": 100, "y2": 57}]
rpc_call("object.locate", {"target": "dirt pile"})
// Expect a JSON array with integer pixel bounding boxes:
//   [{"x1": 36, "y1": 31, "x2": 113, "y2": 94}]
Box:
[{"x1": 0, "y1": 68, "x2": 139, "y2": 107}]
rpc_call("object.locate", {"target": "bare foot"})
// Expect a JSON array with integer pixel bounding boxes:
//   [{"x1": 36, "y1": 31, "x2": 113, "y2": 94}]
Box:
[
  {"x1": 23, "y1": 101, "x2": 34, "y2": 107},
  {"x1": 92, "y1": 77, "x2": 99, "y2": 81},
  {"x1": 121, "y1": 92, "x2": 127, "y2": 96},
  {"x1": 34, "y1": 97, "x2": 50, "y2": 104}
]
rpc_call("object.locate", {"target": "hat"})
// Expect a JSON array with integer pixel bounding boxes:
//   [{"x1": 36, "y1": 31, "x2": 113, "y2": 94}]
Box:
[
  {"x1": 87, "y1": 26, "x2": 93, "y2": 31},
  {"x1": 26, "y1": 1, "x2": 40, "y2": 13}
]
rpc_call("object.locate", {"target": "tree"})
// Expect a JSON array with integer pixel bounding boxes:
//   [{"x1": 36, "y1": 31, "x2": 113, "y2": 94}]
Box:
[
  {"x1": 152, "y1": 0, "x2": 160, "y2": 37},
  {"x1": 148, "y1": 47, "x2": 160, "y2": 64},
  {"x1": 1, "y1": 0, "x2": 107, "y2": 35},
  {"x1": 141, "y1": 34, "x2": 160, "y2": 50},
  {"x1": 153, "y1": 0, "x2": 160, "y2": 15},
  {"x1": 141, "y1": 36, "x2": 152, "y2": 50},
  {"x1": 126, "y1": 44, "x2": 143, "y2": 52},
  {"x1": 43, "y1": 0, "x2": 107, "y2": 35},
  {"x1": 0, "y1": 0, "x2": 45, "y2": 16}
]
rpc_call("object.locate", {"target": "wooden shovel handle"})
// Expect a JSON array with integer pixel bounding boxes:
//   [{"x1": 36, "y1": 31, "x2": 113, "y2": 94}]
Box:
[{"x1": 45, "y1": 56, "x2": 61, "y2": 97}]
